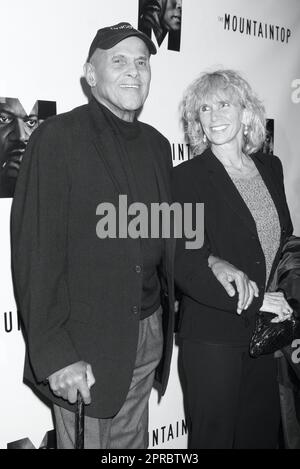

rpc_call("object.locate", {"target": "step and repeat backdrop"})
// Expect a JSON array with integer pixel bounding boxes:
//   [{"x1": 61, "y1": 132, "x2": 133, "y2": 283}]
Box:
[{"x1": 0, "y1": 0, "x2": 299, "y2": 449}]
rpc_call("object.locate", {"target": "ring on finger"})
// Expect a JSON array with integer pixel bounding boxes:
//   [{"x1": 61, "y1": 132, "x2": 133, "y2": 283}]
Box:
[{"x1": 283, "y1": 311, "x2": 292, "y2": 318}]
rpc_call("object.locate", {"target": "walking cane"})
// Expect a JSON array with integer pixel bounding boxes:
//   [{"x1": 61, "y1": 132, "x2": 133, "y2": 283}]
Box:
[{"x1": 75, "y1": 391, "x2": 85, "y2": 449}]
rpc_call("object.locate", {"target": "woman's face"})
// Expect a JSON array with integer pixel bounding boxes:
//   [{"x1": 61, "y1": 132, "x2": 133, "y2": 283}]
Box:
[
  {"x1": 162, "y1": 0, "x2": 182, "y2": 31},
  {"x1": 199, "y1": 92, "x2": 246, "y2": 149}
]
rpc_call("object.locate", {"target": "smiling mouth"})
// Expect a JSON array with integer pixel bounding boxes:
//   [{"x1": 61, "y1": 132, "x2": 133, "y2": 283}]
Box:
[
  {"x1": 120, "y1": 84, "x2": 140, "y2": 89},
  {"x1": 210, "y1": 125, "x2": 228, "y2": 131}
]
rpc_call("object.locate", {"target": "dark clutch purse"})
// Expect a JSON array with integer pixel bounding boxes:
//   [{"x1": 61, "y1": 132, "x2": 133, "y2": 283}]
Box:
[{"x1": 249, "y1": 236, "x2": 300, "y2": 358}]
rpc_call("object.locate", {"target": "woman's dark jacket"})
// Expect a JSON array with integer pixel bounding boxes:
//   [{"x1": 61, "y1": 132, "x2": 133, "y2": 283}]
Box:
[{"x1": 172, "y1": 148, "x2": 293, "y2": 345}]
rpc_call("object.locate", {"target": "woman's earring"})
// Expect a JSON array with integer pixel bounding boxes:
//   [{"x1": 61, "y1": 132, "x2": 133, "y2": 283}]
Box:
[
  {"x1": 244, "y1": 125, "x2": 249, "y2": 136},
  {"x1": 203, "y1": 133, "x2": 207, "y2": 143}
]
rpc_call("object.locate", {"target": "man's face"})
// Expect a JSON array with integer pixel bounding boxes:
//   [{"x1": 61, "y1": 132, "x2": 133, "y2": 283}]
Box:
[
  {"x1": 162, "y1": 0, "x2": 182, "y2": 31},
  {"x1": 0, "y1": 98, "x2": 38, "y2": 180},
  {"x1": 86, "y1": 36, "x2": 151, "y2": 121}
]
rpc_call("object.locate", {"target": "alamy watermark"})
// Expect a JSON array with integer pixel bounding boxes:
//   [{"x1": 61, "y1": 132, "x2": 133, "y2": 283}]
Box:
[
  {"x1": 291, "y1": 339, "x2": 300, "y2": 365},
  {"x1": 96, "y1": 195, "x2": 204, "y2": 249},
  {"x1": 291, "y1": 79, "x2": 300, "y2": 103}
]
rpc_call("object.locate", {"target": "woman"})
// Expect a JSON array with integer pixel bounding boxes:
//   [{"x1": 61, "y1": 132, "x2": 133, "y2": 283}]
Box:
[{"x1": 172, "y1": 69, "x2": 294, "y2": 448}]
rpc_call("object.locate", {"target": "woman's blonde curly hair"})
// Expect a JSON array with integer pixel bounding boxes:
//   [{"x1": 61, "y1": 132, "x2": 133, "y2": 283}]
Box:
[{"x1": 181, "y1": 69, "x2": 266, "y2": 156}]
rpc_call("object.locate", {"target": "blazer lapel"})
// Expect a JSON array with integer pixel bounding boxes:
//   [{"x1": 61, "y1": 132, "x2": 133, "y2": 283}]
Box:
[
  {"x1": 250, "y1": 152, "x2": 285, "y2": 233},
  {"x1": 250, "y1": 152, "x2": 288, "y2": 289},
  {"x1": 87, "y1": 98, "x2": 134, "y2": 198},
  {"x1": 202, "y1": 149, "x2": 287, "y2": 289},
  {"x1": 147, "y1": 135, "x2": 175, "y2": 278},
  {"x1": 203, "y1": 149, "x2": 258, "y2": 236},
  {"x1": 87, "y1": 98, "x2": 175, "y2": 275}
]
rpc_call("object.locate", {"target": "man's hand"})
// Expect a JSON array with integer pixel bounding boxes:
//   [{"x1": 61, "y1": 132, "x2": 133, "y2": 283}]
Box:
[
  {"x1": 48, "y1": 361, "x2": 96, "y2": 405},
  {"x1": 209, "y1": 255, "x2": 259, "y2": 314}
]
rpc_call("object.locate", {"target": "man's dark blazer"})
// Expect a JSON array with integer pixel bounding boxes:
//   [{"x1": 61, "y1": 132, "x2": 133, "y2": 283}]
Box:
[
  {"x1": 172, "y1": 148, "x2": 293, "y2": 345},
  {"x1": 11, "y1": 98, "x2": 175, "y2": 418}
]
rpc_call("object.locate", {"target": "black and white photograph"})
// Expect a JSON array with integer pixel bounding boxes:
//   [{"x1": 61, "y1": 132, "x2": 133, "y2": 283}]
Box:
[{"x1": 0, "y1": 0, "x2": 299, "y2": 453}]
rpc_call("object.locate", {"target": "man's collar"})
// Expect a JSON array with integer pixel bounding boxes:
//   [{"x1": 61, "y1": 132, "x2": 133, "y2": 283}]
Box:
[{"x1": 88, "y1": 97, "x2": 111, "y2": 134}]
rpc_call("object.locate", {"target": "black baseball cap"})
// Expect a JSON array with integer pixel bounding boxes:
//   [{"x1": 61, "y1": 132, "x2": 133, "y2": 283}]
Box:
[{"x1": 87, "y1": 22, "x2": 157, "y2": 61}]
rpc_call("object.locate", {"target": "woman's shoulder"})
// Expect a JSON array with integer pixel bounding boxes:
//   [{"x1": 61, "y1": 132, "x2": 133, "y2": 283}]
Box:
[
  {"x1": 253, "y1": 151, "x2": 283, "y2": 169},
  {"x1": 173, "y1": 152, "x2": 208, "y2": 177},
  {"x1": 253, "y1": 151, "x2": 285, "y2": 187}
]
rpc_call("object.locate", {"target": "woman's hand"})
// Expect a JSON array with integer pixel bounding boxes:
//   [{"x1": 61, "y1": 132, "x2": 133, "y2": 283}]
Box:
[{"x1": 259, "y1": 292, "x2": 293, "y2": 323}]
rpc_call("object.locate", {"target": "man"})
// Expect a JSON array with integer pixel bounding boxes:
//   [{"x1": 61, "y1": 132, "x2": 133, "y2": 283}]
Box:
[
  {"x1": 11, "y1": 22, "x2": 257, "y2": 449},
  {"x1": 0, "y1": 98, "x2": 38, "y2": 198},
  {"x1": 0, "y1": 98, "x2": 56, "y2": 198},
  {"x1": 139, "y1": 0, "x2": 182, "y2": 50},
  {"x1": 11, "y1": 22, "x2": 175, "y2": 450},
  {"x1": 161, "y1": 0, "x2": 182, "y2": 33}
]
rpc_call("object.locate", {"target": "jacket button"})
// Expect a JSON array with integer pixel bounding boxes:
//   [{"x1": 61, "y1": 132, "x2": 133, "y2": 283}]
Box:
[
  {"x1": 135, "y1": 265, "x2": 142, "y2": 274},
  {"x1": 255, "y1": 261, "x2": 261, "y2": 265},
  {"x1": 132, "y1": 306, "x2": 139, "y2": 314}
]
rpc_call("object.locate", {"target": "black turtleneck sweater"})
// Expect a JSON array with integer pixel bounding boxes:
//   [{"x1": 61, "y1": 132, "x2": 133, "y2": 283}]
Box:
[{"x1": 99, "y1": 101, "x2": 162, "y2": 319}]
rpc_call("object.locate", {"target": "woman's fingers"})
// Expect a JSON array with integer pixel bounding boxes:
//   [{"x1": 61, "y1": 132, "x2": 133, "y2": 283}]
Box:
[{"x1": 260, "y1": 292, "x2": 293, "y2": 321}]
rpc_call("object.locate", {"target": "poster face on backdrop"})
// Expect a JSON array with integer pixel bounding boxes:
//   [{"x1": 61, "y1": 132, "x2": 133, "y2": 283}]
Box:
[
  {"x1": 138, "y1": 0, "x2": 182, "y2": 51},
  {"x1": 262, "y1": 119, "x2": 274, "y2": 155},
  {"x1": 0, "y1": 98, "x2": 56, "y2": 198}
]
